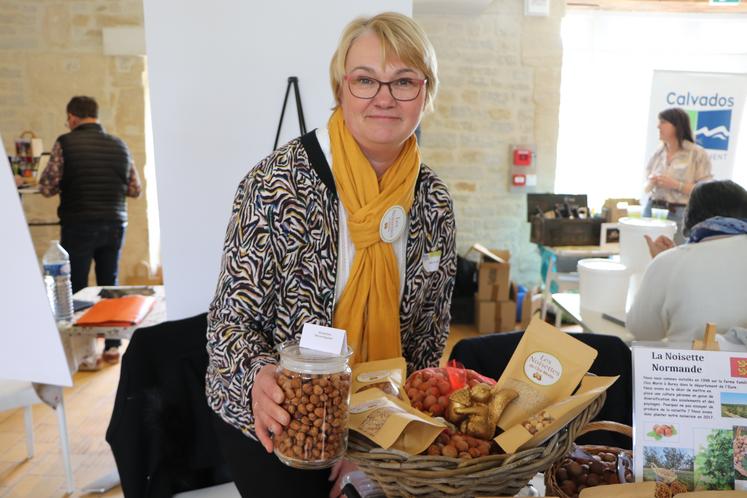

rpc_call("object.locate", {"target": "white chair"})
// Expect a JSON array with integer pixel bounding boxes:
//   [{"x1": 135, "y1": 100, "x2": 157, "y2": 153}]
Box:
[
  {"x1": 0, "y1": 379, "x2": 74, "y2": 494},
  {"x1": 173, "y1": 482, "x2": 241, "y2": 498}
]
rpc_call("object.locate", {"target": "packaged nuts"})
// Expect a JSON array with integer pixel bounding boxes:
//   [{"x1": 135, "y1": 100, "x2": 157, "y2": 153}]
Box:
[
  {"x1": 522, "y1": 410, "x2": 555, "y2": 435},
  {"x1": 273, "y1": 341, "x2": 353, "y2": 469},
  {"x1": 352, "y1": 357, "x2": 407, "y2": 401},
  {"x1": 492, "y1": 317, "x2": 598, "y2": 431},
  {"x1": 495, "y1": 375, "x2": 618, "y2": 454}
]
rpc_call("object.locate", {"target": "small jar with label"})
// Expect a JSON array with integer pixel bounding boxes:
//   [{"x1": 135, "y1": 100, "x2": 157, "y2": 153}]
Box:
[{"x1": 274, "y1": 340, "x2": 353, "y2": 469}]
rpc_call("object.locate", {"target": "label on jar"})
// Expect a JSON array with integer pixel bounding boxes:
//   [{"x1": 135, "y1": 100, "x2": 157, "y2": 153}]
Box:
[
  {"x1": 300, "y1": 322, "x2": 348, "y2": 355},
  {"x1": 523, "y1": 352, "x2": 563, "y2": 386}
]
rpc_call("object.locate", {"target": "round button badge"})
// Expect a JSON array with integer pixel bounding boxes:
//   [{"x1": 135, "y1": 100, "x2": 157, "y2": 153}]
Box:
[{"x1": 380, "y1": 205, "x2": 406, "y2": 243}]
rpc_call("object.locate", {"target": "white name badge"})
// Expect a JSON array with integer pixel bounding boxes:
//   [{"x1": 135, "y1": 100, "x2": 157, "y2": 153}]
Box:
[
  {"x1": 300, "y1": 322, "x2": 348, "y2": 355},
  {"x1": 380, "y1": 205, "x2": 406, "y2": 243},
  {"x1": 422, "y1": 250, "x2": 441, "y2": 273}
]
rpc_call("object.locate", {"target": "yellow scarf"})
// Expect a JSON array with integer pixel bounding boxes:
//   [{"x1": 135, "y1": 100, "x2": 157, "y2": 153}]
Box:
[{"x1": 328, "y1": 108, "x2": 420, "y2": 364}]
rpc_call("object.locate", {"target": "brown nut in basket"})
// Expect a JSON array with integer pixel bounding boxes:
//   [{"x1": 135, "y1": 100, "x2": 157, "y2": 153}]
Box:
[{"x1": 545, "y1": 421, "x2": 633, "y2": 498}]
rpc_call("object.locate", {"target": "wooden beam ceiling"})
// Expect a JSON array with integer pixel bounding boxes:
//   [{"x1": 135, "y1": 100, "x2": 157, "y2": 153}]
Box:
[{"x1": 567, "y1": 0, "x2": 747, "y2": 13}]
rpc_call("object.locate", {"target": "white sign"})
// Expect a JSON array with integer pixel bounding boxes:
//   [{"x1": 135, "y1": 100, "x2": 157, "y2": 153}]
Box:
[
  {"x1": 0, "y1": 139, "x2": 72, "y2": 386},
  {"x1": 632, "y1": 345, "x2": 747, "y2": 491},
  {"x1": 646, "y1": 70, "x2": 747, "y2": 181},
  {"x1": 300, "y1": 322, "x2": 348, "y2": 356}
]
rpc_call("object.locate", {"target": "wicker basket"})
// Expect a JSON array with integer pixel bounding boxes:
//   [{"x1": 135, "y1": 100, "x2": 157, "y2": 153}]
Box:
[
  {"x1": 544, "y1": 420, "x2": 633, "y2": 498},
  {"x1": 346, "y1": 392, "x2": 606, "y2": 498}
]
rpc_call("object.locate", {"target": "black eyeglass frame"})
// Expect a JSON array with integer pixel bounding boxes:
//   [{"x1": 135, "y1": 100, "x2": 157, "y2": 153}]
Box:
[{"x1": 343, "y1": 74, "x2": 428, "y2": 102}]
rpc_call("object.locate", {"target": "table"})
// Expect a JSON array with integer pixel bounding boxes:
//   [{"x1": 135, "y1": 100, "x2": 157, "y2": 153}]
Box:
[
  {"x1": 538, "y1": 244, "x2": 619, "y2": 320},
  {"x1": 552, "y1": 292, "x2": 634, "y2": 344},
  {"x1": 17, "y1": 185, "x2": 61, "y2": 226},
  {"x1": 62, "y1": 286, "x2": 166, "y2": 372},
  {"x1": 70, "y1": 285, "x2": 166, "y2": 339}
]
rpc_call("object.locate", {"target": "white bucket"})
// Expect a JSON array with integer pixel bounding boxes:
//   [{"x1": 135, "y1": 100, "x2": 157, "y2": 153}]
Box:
[
  {"x1": 618, "y1": 217, "x2": 677, "y2": 274},
  {"x1": 578, "y1": 258, "x2": 630, "y2": 314}
]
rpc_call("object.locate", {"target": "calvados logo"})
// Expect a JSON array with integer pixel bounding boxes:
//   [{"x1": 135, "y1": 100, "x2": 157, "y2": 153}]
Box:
[
  {"x1": 687, "y1": 109, "x2": 732, "y2": 151},
  {"x1": 730, "y1": 357, "x2": 747, "y2": 378}
]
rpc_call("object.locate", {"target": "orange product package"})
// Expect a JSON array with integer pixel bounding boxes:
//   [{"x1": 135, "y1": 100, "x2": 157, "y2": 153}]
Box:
[{"x1": 75, "y1": 295, "x2": 156, "y2": 327}]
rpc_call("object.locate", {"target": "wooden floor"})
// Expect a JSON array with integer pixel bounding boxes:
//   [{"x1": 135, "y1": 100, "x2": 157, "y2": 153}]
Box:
[
  {"x1": 0, "y1": 338, "x2": 123, "y2": 498},
  {"x1": 0, "y1": 324, "x2": 486, "y2": 497}
]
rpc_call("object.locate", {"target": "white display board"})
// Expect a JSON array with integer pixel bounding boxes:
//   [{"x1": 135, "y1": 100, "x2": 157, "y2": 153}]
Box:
[
  {"x1": 632, "y1": 344, "x2": 747, "y2": 491},
  {"x1": 144, "y1": 0, "x2": 411, "y2": 320},
  {"x1": 0, "y1": 140, "x2": 72, "y2": 386},
  {"x1": 646, "y1": 70, "x2": 747, "y2": 181}
]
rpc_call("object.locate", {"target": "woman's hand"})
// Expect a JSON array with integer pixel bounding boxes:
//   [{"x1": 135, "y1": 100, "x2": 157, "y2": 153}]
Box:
[
  {"x1": 644, "y1": 234, "x2": 675, "y2": 258},
  {"x1": 328, "y1": 459, "x2": 359, "y2": 498},
  {"x1": 650, "y1": 174, "x2": 681, "y2": 190},
  {"x1": 251, "y1": 364, "x2": 289, "y2": 453}
]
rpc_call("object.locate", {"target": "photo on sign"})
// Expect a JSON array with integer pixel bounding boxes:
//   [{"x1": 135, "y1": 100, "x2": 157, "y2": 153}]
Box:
[
  {"x1": 642, "y1": 446, "x2": 695, "y2": 491},
  {"x1": 735, "y1": 426, "x2": 747, "y2": 485},
  {"x1": 646, "y1": 422, "x2": 679, "y2": 442},
  {"x1": 722, "y1": 392, "x2": 747, "y2": 418},
  {"x1": 693, "y1": 427, "x2": 734, "y2": 491}
]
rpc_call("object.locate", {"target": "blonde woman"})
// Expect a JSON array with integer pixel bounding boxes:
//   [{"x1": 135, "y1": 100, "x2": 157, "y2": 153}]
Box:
[{"x1": 206, "y1": 13, "x2": 456, "y2": 497}]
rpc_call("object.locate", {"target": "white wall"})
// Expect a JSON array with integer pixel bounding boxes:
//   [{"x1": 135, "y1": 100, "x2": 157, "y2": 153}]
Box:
[
  {"x1": 144, "y1": 1, "x2": 411, "y2": 319},
  {"x1": 555, "y1": 11, "x2": 747, "y2": 212}
]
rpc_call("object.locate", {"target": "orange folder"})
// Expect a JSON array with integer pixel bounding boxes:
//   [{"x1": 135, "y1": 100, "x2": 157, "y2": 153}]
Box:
[{"x1": 75, "y1": 295, "x2": 156, "y2": 327}]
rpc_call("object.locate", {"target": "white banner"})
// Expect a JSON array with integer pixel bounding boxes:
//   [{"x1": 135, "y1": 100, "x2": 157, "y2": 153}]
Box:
[{"x1": 646, "y1": 70, "x2": 747, "y2": 180}]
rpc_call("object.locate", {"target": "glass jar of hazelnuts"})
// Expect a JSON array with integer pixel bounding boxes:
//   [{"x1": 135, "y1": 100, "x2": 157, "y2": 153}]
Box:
[{"x1": 274, "y1": 341, "x2": 353, "y2": 469}]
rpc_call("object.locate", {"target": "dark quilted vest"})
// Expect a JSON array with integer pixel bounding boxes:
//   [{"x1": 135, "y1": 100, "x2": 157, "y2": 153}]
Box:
[{"x1": 57, "y1": 123, "x2": 130, "y2": 224}]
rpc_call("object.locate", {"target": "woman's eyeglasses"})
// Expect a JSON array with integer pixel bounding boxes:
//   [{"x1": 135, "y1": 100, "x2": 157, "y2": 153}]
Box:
[{"x1": 344, "y1": 74, "x2": 427, "y2": 102}]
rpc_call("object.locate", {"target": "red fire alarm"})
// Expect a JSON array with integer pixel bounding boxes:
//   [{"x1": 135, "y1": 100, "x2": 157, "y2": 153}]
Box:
[
  {"x1": 512, "y1": 174, "x2": 527, "y2": 186},
  {"x1": 513, "y1": 148, "x2": 532, "y2": 166}
]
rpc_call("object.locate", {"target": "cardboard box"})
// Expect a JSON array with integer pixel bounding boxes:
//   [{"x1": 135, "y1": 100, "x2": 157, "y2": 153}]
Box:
[
  {"x1": 475, "y1": 300, "x2": 497, "y2": 334},
  {"x1": 468, "y1": 244, "x2": 511, "y2": 302},
  {"x1": 478, "y1": 263, "x2": 510, "y2": 301},
  {"x1": 475, "y1": 299, "x2": 517, "y2": 334},
  {"x1": 602, "y1": 198, "x2": 640, "y2": 223},
  {"x1": 496, "y1": 300, "x2": 516, "y2": 332}
]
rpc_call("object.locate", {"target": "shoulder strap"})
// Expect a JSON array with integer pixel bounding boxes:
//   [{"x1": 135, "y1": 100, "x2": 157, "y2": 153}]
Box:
[{"x1": 300, "y1": 130, "x2": 336, "y2": 198}]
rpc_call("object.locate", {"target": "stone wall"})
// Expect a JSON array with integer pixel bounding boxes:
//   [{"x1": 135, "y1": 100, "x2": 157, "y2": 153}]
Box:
[
  {"x1": 415, "y1": 1, "x2": 565, "y2": 286},
  {"x1": 0, "y1": 0, "x2": 564, "y2": 289},
  {"x1": 0, "y1": 0, "x2": 154, "y2": 284}
]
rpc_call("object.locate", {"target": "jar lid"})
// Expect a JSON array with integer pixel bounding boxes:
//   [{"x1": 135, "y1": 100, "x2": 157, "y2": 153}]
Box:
[{"x1": 277, "y1": 340, "x2": 353, "y2": 375}]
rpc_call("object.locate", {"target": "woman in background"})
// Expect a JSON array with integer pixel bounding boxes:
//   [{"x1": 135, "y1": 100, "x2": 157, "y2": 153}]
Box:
[
  {"x1": 628, "y1": 180, "x2": 747, "y2": 344},
  {"x1": 644, "y1": 107, "x2": 713, "y2": 243}
]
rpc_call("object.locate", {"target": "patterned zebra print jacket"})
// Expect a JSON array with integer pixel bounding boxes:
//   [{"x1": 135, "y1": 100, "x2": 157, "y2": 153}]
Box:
[{"x1": 206, "y1": 131, "x2": 457, "y2": 439}]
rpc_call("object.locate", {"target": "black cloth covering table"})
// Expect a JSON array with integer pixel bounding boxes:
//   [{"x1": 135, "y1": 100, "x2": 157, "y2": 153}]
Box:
[{"x1": 106, "y1": 313, "x2": 232, "y2": 497}]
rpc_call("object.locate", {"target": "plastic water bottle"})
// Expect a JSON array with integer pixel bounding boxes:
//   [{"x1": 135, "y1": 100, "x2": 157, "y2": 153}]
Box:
[{"x1": 43, "y1": 240, "x2": 74, "y2": 323}]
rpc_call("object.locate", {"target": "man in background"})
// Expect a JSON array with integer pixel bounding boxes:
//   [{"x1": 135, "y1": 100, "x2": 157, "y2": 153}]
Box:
[{"x1": 40, "y1": 96, "x2": 141, "y2": 366}]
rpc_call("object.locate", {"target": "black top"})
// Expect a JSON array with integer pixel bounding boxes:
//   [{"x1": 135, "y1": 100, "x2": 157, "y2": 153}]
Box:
[{"x1": 57, "y1": 123, "x2": 131, "y2": 224}]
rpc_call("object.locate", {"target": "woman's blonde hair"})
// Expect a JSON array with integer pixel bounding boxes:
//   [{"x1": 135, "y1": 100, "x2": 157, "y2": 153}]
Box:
[{"x1": 329, "y1": 12, "x2": 438, "y2": 111}]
